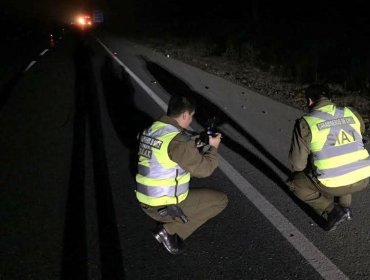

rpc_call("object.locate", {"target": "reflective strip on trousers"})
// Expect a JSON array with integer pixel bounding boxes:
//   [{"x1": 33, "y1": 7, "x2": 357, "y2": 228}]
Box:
[{"x1": 136, "y1": 182, "x2": 189, "y2": 197}]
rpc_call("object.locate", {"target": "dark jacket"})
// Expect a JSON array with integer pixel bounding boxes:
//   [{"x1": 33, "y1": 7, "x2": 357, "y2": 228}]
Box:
[{"x1": 159, "y1": 115, "x2": 219, "y2": 178}]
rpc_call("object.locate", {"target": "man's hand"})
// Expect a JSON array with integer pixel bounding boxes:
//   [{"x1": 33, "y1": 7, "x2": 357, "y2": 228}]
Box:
[{"x1": 209, "y1": 133, "x2": 222, "y2": 149}]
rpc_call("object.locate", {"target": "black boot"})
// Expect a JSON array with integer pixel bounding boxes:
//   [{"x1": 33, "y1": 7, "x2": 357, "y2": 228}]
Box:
[
  {"x1": 152, "y1": 225, "x2": 184, "y2": 255},
  {"x1": 325, "y1": 205, "x2": 348, "y2": 231}
]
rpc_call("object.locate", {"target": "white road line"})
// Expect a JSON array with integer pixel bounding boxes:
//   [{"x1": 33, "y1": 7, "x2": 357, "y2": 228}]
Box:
[
  {"x1": 40, "y1": 49, "x2": 49, "y2": 56},
  {"x1": 24, "y1": 61, "x2": 37, "y2": 72},
  {"x1": 219, "y1": 159, "x2": 348, "y2": 280},
  {"x1": 96, "y1": 38, "x2": 168, "y2": 111},
  {"x1": 96, "y1": 38, "x2": 349, "y2": 280}
]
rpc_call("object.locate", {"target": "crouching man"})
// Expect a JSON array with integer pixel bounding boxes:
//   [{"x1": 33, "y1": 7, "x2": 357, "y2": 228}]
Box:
[
  {"x1": 288, "y1": 84, "x2": 370, "y2": 231},
  {"x1": 135, "y1": 95, "x2": 228, "y2": 254}
]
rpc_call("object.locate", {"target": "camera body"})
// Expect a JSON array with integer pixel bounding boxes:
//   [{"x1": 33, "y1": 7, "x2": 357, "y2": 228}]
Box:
[
  {"x1": 183, "y1": 116, "x2": 219, "y2": 147},
  {"x1": 195, "y1": 117, "x2": 218, "y2": 146},
  {"x1": 196, "y1": 127, "x2": 217, "y2": 146}
]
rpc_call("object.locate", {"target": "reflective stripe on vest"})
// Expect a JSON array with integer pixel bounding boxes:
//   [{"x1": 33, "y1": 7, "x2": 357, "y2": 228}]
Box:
[
  {"x1": 136, "y1": 182, "x2": 189, "y2": 197},
  {"x1": 304, "y1": 105, "x2": 370, "y2": 187},
  {"x1": 135, "y1": 121, "x2": 190, "y2": 206}
]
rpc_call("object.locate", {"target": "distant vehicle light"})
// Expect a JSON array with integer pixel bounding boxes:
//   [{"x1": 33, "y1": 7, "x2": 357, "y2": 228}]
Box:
[
  {"x1": 73, "y1": 14, "x2": 93, "y2": 29},
  {"x1": 78, "y1": 17, "x2": 86, "y2": 25}
]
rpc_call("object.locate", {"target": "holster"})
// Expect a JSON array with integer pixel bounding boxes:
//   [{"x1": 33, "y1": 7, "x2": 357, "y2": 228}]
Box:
[{"x1": 157, "y1": 205, "x2": 189, "y2": 224}]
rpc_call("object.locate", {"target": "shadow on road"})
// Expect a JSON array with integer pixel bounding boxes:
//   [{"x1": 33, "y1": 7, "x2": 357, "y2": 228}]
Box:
[
  {"x1": 141, "y1": 57, "x2": 326, "y2": 228},
  {"x1": 61, "y1": 31, "x2": 126, "y2": 279},
  {"x1": 0, "y1": 70, "x2": 25, "y2": 111},
  {"x1": 100, "y1": 56, "x2": 153, "y2": 177}
]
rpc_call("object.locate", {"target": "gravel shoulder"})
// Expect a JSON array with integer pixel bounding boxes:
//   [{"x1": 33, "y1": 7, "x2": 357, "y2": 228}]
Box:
[
  {"x1": 131, "y1": 37, "x2": 370, "y2": 146},
  {"x1": 133, "y1": 38, "x2": 370, "y2": 135}
]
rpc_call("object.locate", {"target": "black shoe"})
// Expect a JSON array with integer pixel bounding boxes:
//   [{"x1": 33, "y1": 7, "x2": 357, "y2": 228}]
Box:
[
  {"x1": 152, "y1": 225, "x2": 184, "y2": 255},
  {"x1": 342, "y1": 207, "x2": 353, "y2": 221},
  {"x1": 325, "y1": 205, "x2": 348, "y2": 231}
]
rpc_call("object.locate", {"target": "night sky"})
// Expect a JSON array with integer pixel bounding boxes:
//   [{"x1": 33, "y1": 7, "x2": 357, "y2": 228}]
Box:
[
  {"x1": 0, "y1": 0, "x2": 93, "y2": 23},
  {"x1": 1, "y1": 0, "x2": 369, "y2": 89},
  {"x1": 1, "y1": 0, "x2": 369, "y2": 28}
]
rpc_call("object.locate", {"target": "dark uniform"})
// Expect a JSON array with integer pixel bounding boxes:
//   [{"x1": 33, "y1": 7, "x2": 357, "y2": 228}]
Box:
[
  {"x1": 137, "y1": 115, "x2": 228, "y2": 241},
  {"x1": 288, "y1": 98, "x2": 369, "y2": 218}
]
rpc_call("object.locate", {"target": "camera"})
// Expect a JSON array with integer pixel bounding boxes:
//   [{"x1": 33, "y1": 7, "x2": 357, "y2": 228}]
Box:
[{"x1": 195, "y1": 117, "x2": 219, "y2": 146}]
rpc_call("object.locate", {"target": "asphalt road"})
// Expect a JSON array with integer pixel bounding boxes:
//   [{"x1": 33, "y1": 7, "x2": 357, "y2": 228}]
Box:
[{"x1": 1, "y1": 27, "x2": 370, "y2": 280}]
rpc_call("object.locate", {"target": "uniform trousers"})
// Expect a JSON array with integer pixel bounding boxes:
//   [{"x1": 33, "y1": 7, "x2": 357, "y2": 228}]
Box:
[
  {"x1": 289, "y1": 171, "x2": 369, "y2": 216},
  {"x1": 140, "y1": 188, "x2": 228, "y2": 240}
]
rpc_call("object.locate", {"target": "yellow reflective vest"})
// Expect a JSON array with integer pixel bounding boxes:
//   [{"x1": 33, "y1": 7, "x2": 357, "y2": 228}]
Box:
[
  {"x1": 135, "y1": 121, "x2": 190, "y2": 206},
  {"x1": 304, "y1": 105, "x2": 370, "y2": 187}
]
